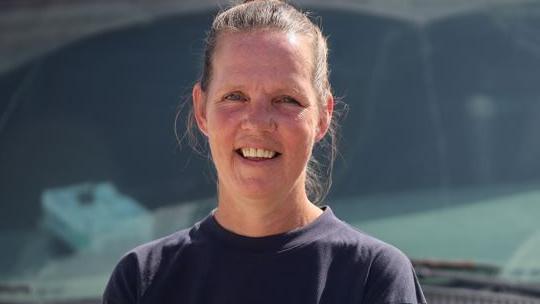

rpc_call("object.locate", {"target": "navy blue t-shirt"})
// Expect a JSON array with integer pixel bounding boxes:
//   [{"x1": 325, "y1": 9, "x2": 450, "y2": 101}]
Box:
[{"x1": 103, "y1": 207, "x2": 426, "y2": 304}]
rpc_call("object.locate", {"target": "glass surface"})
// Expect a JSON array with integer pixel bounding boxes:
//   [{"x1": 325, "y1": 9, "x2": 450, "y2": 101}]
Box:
[{"x1": 1, "y1": 1, "x2": 540, "y2": 302}]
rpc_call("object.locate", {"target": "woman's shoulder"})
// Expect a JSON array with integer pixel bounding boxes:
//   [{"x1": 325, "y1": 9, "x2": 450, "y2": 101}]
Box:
[
  {"x1": 323, "y1": 207, "x2": 426, "y2": 304},
  {"x1": 317, "y1": 207, "x2": 417, "y2": 284},
  {"x1": 103, "y1": 219, "x2": 209, "y2": 301}
]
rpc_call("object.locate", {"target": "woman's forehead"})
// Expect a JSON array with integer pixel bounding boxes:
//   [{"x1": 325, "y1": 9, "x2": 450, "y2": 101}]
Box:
[
  {"x1": 211, "y1": 30, "x2": 314, "y2": 85},
  {"x1": 215, "y1": 31, "x2": 311, "y2": 68}
]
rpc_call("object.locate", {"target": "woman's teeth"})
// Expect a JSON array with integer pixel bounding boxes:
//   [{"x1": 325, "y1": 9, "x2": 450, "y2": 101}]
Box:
[{"x1": 241, "y1": 148, "x2": 277, "y2": 159}]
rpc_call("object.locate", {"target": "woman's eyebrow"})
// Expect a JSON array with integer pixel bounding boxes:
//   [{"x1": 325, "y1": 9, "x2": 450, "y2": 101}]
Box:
[{"x1": 215, "y1": 82, "x2": 308, "y2": 97}]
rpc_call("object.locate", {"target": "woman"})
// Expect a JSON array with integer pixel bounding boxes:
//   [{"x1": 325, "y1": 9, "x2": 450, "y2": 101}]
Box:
[{"x1": 103, "y1": 0, "x2": 426, "y2": 303}]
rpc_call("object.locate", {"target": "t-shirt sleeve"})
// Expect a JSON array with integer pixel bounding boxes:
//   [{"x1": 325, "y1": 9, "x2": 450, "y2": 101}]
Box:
[
  {"x1": 102, "y1": 253, "x2": 140, "y2": 304},
  {"x1": 363, "y1": 245, "x2": 427, "y2": 304}
]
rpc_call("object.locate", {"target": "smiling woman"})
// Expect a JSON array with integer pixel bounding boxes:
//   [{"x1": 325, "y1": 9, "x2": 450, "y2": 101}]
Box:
[
  {"x1": 192, "y1": 29, "x2": 329, "y2": 235},
  {"x1": 102, "y1": 0, "x2": 426, "y2": 303}
]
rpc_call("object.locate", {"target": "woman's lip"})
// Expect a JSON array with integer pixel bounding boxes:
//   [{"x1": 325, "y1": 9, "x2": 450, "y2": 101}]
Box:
[
  {"x1": 235, "y1": 150, "x2": 281, "y2": 162},
  {"x1": 234, "y1": 148, "x2": 281, "y2": 157},
  {"x1": 235, "y1": 146, "x2": 280, "y2": 152},
  {"x1": 234, "y1": 138, "x2": 282, "y2": 154}
]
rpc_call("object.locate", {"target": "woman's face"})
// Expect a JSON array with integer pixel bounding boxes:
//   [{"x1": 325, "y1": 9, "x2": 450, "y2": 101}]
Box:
[{"x1": 193, "y1": 30, "x2": 332, "y2": 202}]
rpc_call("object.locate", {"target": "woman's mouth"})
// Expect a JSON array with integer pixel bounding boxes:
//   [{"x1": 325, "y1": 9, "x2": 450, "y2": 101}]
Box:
[{"x1": 236, "y1": 147, "x2": 280, "y2": 160}]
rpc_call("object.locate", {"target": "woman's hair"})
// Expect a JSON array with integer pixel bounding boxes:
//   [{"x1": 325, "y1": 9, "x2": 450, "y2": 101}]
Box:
[{"x1": 183, "y1": 0, "x2": 342, "y2": 204}]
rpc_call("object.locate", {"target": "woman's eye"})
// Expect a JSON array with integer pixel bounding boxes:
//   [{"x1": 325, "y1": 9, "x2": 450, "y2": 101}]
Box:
[
  {"x1": 277, "y1": 96, "x2": 301, "y2": 106},
  {"x1": 224, "y1": 93, "x2": 246, "y2": 102}
]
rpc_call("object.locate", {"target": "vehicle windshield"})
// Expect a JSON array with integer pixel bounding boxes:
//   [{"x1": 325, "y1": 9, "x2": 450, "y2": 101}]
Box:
[{"x1": 1, "y1": 0, "x2": 540, "y2": 302}]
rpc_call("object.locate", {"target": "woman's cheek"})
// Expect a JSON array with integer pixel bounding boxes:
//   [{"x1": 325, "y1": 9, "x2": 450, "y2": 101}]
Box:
[
  {"x1": 207, "y1": 106, "x2": 237, "y2": 131},
  {"x1": 292, "y1": 109, "x2": 320, "y2": 139}
]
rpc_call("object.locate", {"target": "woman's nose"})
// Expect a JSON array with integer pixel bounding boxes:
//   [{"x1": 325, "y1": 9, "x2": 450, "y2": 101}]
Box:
[{"x1": 240, "y1": 102, "x2": 277, "y2": 132}]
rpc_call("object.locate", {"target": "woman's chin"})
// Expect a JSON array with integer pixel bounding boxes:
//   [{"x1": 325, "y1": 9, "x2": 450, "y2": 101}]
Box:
[
  {"x1": 221, "y1": 175, "x2": 285, "y2": 202},
  {"x1": 239, "y1": 178, "x2": 280, "y2": 198}
]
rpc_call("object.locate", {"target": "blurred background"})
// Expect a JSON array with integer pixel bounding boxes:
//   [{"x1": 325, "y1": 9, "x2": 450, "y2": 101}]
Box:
[{"x1": 2, "y1": 0, "x2": 540, "y2": 303}]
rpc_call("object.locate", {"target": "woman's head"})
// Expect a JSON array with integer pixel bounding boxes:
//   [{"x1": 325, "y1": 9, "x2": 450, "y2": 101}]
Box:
[{"x1": 188, "y1": 0, "x2": 339, "y2": 204}]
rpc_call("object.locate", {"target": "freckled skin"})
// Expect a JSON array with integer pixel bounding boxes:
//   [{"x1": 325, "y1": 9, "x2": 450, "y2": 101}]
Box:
[{"x1": 193, "y1": 30, "x2": 333, "y2": 236}]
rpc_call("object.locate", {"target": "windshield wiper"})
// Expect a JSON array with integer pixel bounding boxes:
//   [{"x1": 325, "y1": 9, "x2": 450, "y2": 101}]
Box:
[
  {"x1": 413, "y1": 259, "x2": 500, "y2": 274},
  {"x1": 413, "y1": 259, "x2": 540, "y2": 299}
]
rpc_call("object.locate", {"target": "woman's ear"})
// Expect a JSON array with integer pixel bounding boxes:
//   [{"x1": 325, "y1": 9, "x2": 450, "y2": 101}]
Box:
[
  {"x1": 192, "y1": 82, "x2": 208, "y2": 137},
  {"x1": 315, "y1": 94, "x2": 334, "y2": 141}
]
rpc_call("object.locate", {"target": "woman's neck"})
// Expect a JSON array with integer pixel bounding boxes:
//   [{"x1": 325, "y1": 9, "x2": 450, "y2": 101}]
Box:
[{"x1": 213, "y1": 188, "x2": 323, "y2": 237}]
